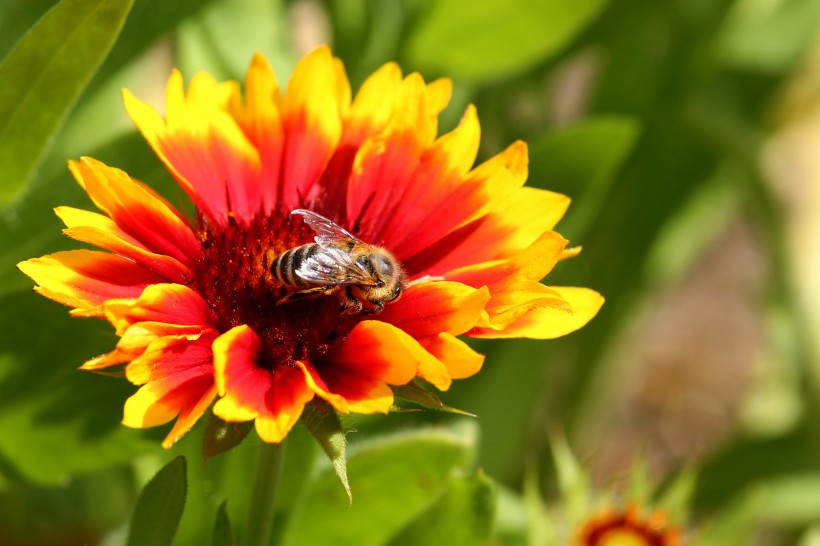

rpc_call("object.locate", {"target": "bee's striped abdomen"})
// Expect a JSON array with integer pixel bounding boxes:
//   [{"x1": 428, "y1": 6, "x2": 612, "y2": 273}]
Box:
[{"x1": 272, "y1": 244, "x2": 319, "y2": 287}]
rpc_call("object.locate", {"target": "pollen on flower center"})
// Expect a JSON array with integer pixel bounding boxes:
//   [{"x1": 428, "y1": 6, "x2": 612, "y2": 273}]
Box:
[{"x1": 195, "y1": 209, "x2": 357, "y2": 370}]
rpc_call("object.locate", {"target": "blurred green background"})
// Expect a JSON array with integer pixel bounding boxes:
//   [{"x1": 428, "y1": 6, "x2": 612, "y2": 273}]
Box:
[{"x1": 3, "y1": 0, "x2": 820, "y2": 544}]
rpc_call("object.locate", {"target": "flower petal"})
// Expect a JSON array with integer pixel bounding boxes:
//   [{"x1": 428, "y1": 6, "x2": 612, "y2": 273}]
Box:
[
  {"x1": 419, "y1": 333, "x2": 484, "y2": 380},
  {"x1": 212, "y1": 325, "x2": 314, "y2": 443},
  {"x1": 446, "y1": 231, "x2": 568, "y2": 290},
  {"x1": 55, "y1": 206, "x2": 193, "y2": 283},
  {"x1": 301, "y1": 320, "x2": 431, "y2": 412},
  {"x1": 405, "y1": 187, "x2": 570, "y2": 277},
  {"x1": 378, "y1": 105, "x2": 481, "y2": 255},
  {"x1": 229, "y1": 52, "x2": 284, "y2": 213},
  {"x1": 470, "y1": 287, "x2": 604, "y2": 339},
  {"x1": 68, "y1": 157, "x2": 201, "y2": 270},
  {"x1": 122, "y1": 330, "x2": 218, "y2": 447},
  {"x1": 101, "y1": 283, "x2": 215, "y2": 335},
  {"x1": 17, "y1": 250, "x2": 163, "y2": 316},
  {"x1": 280, "y1": 46, "x2": 350, "y2": 209},
  {"x1": 124, "y1": 69, "x2": 263, "y2": 223},
  {"x1": 347, "y1": 73, "x2": 440, "y2": 241},
  {"x1": 378, "y1": 280, "x2": 490, "y2": 337},
  {"x1": 125, "y1": 329, "x2": 218, "y2": 385},
  {"x1": 122, "y1": 371, "x2": 217, "y2": 448}
]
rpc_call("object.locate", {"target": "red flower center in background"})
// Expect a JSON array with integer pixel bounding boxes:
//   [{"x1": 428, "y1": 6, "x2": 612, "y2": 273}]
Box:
[{"x1": 576, "y1": 505, "x2": 682, "y2": 546}]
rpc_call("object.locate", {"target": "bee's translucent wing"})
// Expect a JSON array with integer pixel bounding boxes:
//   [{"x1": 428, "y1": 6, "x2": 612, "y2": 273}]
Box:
[
  {"x1": 291, "y1": 209, "x2": 361, "y2": 245},
  {"x1": 294, "y1": 243, "x2": 378, "y2": 286}
]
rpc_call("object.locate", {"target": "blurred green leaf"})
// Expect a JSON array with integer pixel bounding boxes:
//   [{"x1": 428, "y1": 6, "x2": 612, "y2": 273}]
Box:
[
  {"x1": 0, "y1": 1, "x2": 55, "y2": 60},
  {"x1": 176, "y1": 0, "x2": 294, "y2": 81},
  {"x1": 643, "y1": 166, "x2": 738, "y2": 287},
  {"x1": 89, "y1": 0, "x2": 217, "y2": 91},
  {"x1": 386, "y1": 471, "x2": 496, "y2": 546},
  {"x1": 281, "y1": 424, "x2": 477, "y2": 546},
  {"x1": 0, "y1": 465, "x2": 136, "y2": 545},
  {"x1": 403, "y1": 0, "x2": 611, "y2": 82},
  {"x1": 212, "y1": 501, "x2": 235, "y2": 546},
  {"x1": 302, "y1": 402, "x2": 351, "y2": 503},
  {"x1": 0, "y1": 0, "x2": 134, "y2": 204},
  {"x1": 393, "y1": 381, "x2": 476, "y2": 416},
  {"x1": 529, "y1": 116, "x2": 640, "y2": 241},
  {"x1": 551, "y1": 433, "x2": 589, "y2": 525},
  {"x1": 202, "y1": 412, "x2": 253, "y2": 462},
  {"x1": 718, "y1": 0, "x2": 820, "y2": 73},
  {"x1": 0, "y1": 289, "x2": 158, "y2": 487},
  {"x1": 656, "y1": 466, "x2": 697, "y2": 524},
  {"x1": 798, "y1": 527, "x2": 820, "y2": 546},
  {"x1": 758, "y1": 473, "x2": 820, "y2": 525},
  {"x1": 127, "y1": 456, "x2": 187, "y2": 546},
  {"x1": 495, "y1": 485, "x2": 529, "y2": 546},
  {"x1": 522, "y1": 463, "x2": 551, "y2": 546},
  {"x1": 695, "y1": 489, "x2": 761, "y2": 546}
]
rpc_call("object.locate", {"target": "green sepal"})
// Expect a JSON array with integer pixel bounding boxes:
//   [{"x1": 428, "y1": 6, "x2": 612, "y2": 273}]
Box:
[
  {"x1": 302, "y1": 400, "x2": 351, "y2": 503},
  {"x1": 392, "y1": 381, "x2": 476, "y2": 417},
  {"x1": 201, "y1": 411, "x2": 253, "y2": 463},
  {"x1": 126, "y1": 456, "x2": 187, "y2": 546}
]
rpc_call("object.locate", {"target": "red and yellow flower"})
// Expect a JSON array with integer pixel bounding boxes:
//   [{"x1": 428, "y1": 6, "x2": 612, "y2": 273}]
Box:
[
  {"x1": 18, "y1": 46, "x2": 603, "y2": 448},
  {"x1": 576, "y1": 504, "x2": 682, "y2": 546}
]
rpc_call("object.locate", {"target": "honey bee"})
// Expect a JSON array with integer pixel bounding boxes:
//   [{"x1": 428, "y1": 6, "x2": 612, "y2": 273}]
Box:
[{"x1": 271, "y1": 209, "x2": 406, "y2": 314}]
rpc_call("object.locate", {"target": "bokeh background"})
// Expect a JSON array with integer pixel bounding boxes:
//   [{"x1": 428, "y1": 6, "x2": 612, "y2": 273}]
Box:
[{"x1": 3, "y1": 0, "x2": 820, "y2": 544}]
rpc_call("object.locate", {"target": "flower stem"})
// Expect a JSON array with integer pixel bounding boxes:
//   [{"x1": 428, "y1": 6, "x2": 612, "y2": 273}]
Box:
[{"x1": 246, "y1": 439, "x2": 286, "y2": 546}]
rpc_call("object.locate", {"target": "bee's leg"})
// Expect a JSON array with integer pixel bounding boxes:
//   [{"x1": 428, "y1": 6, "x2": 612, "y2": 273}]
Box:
[
  {"x1": 276, "y1": 286, "x2": 338, "y2": 305},
  {"x1": 363, "y1": 299, "x2": 385, "y2": 315},
  {"x1": 340, "y1": 286, "x2": 364, "y2": 314}
]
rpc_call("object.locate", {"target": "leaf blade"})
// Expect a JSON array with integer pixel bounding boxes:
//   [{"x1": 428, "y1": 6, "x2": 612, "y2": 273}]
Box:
[
  {"x1": 127, "y1": 456, "x2": 188, "y2": 546},
  {"x1": 0, "y1": 0, "x2": 134, "y2": 204},
  {"x1": 386, "y1": 471, "x2": 497, "y2": 546},
  {"x1": 403, "y1": 0, "x2": 611, "y2": 82}
]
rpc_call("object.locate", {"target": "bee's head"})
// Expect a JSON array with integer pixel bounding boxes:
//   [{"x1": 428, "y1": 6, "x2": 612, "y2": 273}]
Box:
[{"x1": 366, "y1": 250, "x2": 405, "y2": 301}]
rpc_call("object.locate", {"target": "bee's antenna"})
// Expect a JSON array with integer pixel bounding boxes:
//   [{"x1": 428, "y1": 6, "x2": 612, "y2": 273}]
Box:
[{"x1": 353, "y1": 191, "x2": 377, "y2": 233}]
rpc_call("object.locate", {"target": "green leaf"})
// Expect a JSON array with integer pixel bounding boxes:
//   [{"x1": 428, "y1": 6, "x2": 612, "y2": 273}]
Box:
[
  {"x1": 202, "y1": 412, "x2": 253, "y2": 462},
  {"x1": 127, "y1": 456, "x2": 187, "y2": 546},
  {"x1": 176, "y1": 0, "x2": 295, "y2": 81},
  {"x1": 302, "y1": 401, "x2": 351, "y2": 503},
  {"x1": 528, "y1": 116, "x2": 640, "y2": 242},
  {"x1": 403, "y1": 0, "x2": 611, "y2": 82},
  {"x1": 0, "y1": 1, "x2": 55, "y2": 60},
  {"x1": 0, "y1": 289, "x2": 158, "y2": 487},
  {"x1": 718, "y1": 0, "x2": 820, "y2": 73},
  {"x1": 386, "y1": 471, "x2": 497, "y2": 546},
  {"x1": 522, "y1": 463, "x2": 551, "y2": 546},
  {"x1": 695, "y1": 489, "x2": 762, "y2": 546},
  {"x1": 281, "y1": 424, "x2": 477, "y2": 546},
  {"x1": 495, "y1": 485, "x2": 530, "y2": 546},
  {"x1": 392, "y1": 381, "x2": 476, "y2": 416},
  {"x1": 550, "y1": 433, "x2": 589, "y2": 525},
  {"x1": 757, "y1": 473, "x2": 820, "y2": 525},
  {"x1": 212, "y1": 501, "x2": 234, "y2": 546},
  {"x1": 0, "y1": 0, "x2": 134, "y2": 204},
  {"x1": 655, "y1": 466, "x2": 696, "y2": 524}
]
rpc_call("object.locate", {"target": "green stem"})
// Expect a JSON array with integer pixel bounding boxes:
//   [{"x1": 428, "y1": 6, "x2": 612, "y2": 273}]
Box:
[{"x1": 246, "y1": 439, "x2": 286, "y2": 546}]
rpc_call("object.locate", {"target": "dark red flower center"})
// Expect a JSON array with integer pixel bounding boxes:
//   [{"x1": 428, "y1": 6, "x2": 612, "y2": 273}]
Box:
[
  {"x1": 576, "y1": 507, "x2": 681, "y2": 546},
  {"x1": 194, "y1": 209, "x2": 359, "y2": 370}
]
